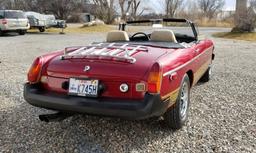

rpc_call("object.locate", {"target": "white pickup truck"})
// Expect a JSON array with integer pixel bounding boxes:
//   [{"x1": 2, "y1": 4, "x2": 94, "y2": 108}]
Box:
[
  {"x1": 0, "y1": 10, "x2": 30, "y2": 35},
  {"x1": 25, "y1": 11, "x2": 66, "y2": 32}
]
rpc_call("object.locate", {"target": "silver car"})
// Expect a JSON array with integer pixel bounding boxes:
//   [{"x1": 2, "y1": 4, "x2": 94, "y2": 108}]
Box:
[{"x1": 0, "y1": 10, "x2": 30, "y2": 35}]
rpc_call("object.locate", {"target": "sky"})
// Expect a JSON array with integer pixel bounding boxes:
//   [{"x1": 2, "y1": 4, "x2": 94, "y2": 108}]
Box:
[
  {"x1": 149, "y1": 0, "x2": 236, "y2": 14},
  {"x1": 224, "y1": 0, "x2": 236, "y2": 10}
]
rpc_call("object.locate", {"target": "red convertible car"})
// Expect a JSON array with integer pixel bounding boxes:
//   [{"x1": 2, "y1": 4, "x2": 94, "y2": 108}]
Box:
[{"x1": 24, "y1": 18, "x2": 214, "y2": 129}]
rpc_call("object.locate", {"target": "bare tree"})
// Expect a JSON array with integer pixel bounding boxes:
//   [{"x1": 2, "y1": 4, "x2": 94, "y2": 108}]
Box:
[
  {"x1": 48, "y1": 0, "x2": 83, "y2": 19},
  {"x1": 107, "y1": 0, "x2": 115, "y2": 23},
  {"x1": 164, "y1": 0, "x2": 184, "y2": 17},
  {"x1": 0, "y1": 0, "x2": 115, "y2": 23},
  {"x1": 129, "y1": 0, "x2": 149, "y2": 20},
  {"x1": 0, "y1": 0, "x2": 6, "y2": 9},
  {"x1": 23, "y1": 0, "x2": 50, "y2": 13},
  {"x1": 0, "y1": 0, "x2": 25, "y2": 10},
  {"x1": 130, "y1": 0, "x2": 141, "y2": 19},
  {"x1": 119, "y1": 0, "x2": 133, "y2": 20},
  {"x1": 92, "y1": 0, "x2": 116, "y2": 23},
  {"x1": 250, "y1": 0, "x2": 256, "y2": 11},
  {"x1": 177, "y1": 0, "x2": 200, "y2": 20},
  {"x1": 0, "y1": 0, "x2": 83, "y2": 20},
  {"x1": 198, "y1": 0, "x2": 225, "y2": 20}
]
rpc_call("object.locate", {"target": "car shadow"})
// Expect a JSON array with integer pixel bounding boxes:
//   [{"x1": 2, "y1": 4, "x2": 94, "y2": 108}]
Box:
[
  {"x1": 1, "y1": 102, "x2": 176, "y2": 152},
  {"x1": 68, "y1": 114, "x2": 174, "y2": 152},
  {"x1": 195, "y1": 81, "x2": 206, "y2": 87},
  {"x1": 0, "y1": 33, "x2": 19, "y2": 37},
  {"x1": 26, "y1": 31, "x2": 61, "y2": 35}
]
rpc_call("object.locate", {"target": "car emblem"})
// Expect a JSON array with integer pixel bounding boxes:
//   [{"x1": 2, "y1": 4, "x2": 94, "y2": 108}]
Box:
[{"x1": 84, "y1": 66, "x2": 90, "y2": 72}]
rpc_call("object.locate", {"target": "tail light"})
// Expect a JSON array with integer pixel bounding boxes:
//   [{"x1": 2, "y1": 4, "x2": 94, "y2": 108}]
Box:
[
  {"x1": 2, "y1": 19, "x2": 7, "y2": 25},
  {"x1": 147, "y1": 63, "x2": 163, "y2": 94},
  {"x1": 27, "y1": 57, "x2": 44, "y2": 84}
]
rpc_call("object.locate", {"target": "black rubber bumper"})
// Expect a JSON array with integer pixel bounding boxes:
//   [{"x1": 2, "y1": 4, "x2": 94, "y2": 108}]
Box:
[{"x1": 24, "y1": 83, "x2": 169, "y2": 120}]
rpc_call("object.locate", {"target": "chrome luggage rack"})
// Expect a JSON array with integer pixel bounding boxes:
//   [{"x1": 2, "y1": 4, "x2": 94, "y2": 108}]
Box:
[{"x1": 60, "y1": 43, "x2": 148, "y2": 63}]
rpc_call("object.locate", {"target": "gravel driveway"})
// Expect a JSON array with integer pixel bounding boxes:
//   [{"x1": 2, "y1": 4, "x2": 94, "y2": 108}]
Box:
[{"x1": 0, "y1": 30, "x2": 255, "y2": 153}]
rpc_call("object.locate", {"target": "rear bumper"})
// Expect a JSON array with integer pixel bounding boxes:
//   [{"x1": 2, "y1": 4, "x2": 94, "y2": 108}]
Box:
[
  {"x1": 24, "y1": 83, "x2": 169, "y2": 120},
  {"x1": 1, "y1": 26, "x2": 29, "y2": 31}
]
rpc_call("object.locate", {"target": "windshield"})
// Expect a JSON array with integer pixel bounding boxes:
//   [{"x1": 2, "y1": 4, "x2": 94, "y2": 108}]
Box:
[
  {"x1": 126, "y1": 22, "x2": 194, "y2": 38},
  {"x1": 5, "y1": 11, "x2": 26, "y2": 19},
  {"x1": 122, "y1": 19, "x2": 197, "y2": 43}
]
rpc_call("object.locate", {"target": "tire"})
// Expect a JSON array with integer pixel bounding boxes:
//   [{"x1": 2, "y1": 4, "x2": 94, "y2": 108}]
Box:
[
  {"x1": 0, "y1": 29, "x2": 3, "y2": 36},
  {"x1": 164, "y1": 74, "x2": 190, "y2": 130},
  {"x1": 200, "y1": 64, "x2": 212, "y2": 82},
  {"x1": 39, "y1": 27, "x2": 45, "y2": 32},
  {"x1": 19, "y1": 30, "x2": 26, "y2": 35}
]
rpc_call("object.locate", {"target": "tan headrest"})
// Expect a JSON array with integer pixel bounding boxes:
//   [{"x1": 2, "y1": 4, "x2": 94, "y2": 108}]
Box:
[
  {"x1": 151, "y1": 30, "x2": 177, "y2": 43},
  {"x1": 106, "y1": 30, "x2": 129, "y2": 42}
]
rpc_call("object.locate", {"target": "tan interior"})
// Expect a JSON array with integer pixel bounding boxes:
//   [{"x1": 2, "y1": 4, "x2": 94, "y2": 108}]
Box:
[
  {"x1": 106, "y1": 30, "x2": 130, "y2": 42},
  {"x1": 151, "y1": 30, "x2": 178, "y2": 43}
]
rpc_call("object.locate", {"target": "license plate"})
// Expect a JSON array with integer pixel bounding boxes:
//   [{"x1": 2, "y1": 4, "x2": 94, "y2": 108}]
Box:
[{"x1": 68, "y1": 78, "x2": 99, "y2": 97}]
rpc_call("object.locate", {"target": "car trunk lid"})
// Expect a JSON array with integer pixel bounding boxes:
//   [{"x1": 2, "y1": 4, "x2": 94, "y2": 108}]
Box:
[{"x1": 46, "y1": 43, "x2": 169, "y2": 80}]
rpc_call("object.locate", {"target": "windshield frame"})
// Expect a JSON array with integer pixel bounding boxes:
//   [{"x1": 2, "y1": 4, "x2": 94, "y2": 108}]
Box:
[{"x1": 119, "y1": 18, "x2": 198, "y2": 41}]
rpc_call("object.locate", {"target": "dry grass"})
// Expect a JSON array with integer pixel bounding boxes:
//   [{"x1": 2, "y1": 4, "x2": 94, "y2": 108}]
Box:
[
  {"x1": 196, "y1": 18, "x2": 234, "y2": 28},
  {"x1": 213, "y1": 32, "x2": 256, "y2": 41},
  {"x1": 198, "y1": 21, "x2": 233, "y2": 28},
  {"x1": 28, "y1": 24, "x2": 115, "y2": 34}
]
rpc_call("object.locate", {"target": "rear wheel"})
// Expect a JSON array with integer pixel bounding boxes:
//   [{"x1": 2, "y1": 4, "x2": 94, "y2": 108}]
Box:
[
  {"x1": 39, "y1": 27, "x2": 45, "y2": 32},
  {"x1": 19, "y1": 30, "x2": 26, "y2": 35},
  {"x1": 164, "y1": 74, "x2": 190, "y2": 130},
  {"x1": 200, "y1": 64, "x2": 212, "y2": 82}
]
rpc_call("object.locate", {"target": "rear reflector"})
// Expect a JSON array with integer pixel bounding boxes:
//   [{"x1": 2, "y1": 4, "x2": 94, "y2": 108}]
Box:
[
  {"x1": 136, "y1": 83, "x2": 146, "y2": 92},
  {"x1": 2, "y1": 19, "x2": 7, "y2": 25}
]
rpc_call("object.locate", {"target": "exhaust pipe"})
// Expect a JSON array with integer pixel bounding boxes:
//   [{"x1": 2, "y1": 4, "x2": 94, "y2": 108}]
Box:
[{"x1": 39, "y1": 112, "x2": 73, "y2": 122}]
